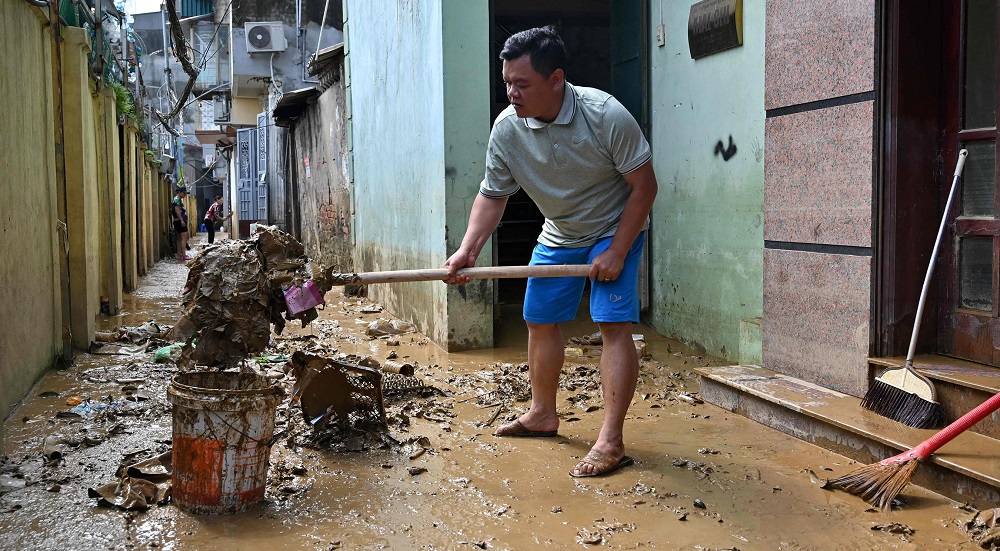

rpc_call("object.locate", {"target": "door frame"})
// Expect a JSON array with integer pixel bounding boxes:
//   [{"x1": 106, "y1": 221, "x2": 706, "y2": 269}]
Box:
[{"x1": 876, "y1": 0, "x2": 949, "y2": 357}]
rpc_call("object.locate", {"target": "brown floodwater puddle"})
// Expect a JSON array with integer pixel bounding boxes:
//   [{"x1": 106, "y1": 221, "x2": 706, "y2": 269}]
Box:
[{"x1": 0, "y1": 253, "x2": 985, "y2": 550}]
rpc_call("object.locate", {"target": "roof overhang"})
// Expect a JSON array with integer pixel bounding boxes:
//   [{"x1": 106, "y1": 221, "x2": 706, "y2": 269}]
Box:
[
  {"x1": 195, "y1": 125, "x2": 237, "y2": 147},
  {"x1": 273, "y1": 87, "x2": 320, "y2": 127},
  {"x1": 308, "y1": 42, "x2": 344, "y2": 77}
]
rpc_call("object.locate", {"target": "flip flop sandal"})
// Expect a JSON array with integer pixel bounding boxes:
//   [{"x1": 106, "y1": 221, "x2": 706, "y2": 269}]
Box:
[
  {"x1": 570, "y1": 449, "x2": 635, "y2": 478},
  {"x1": 493, "y1": 419, "x2": 558, "y2": 438}
]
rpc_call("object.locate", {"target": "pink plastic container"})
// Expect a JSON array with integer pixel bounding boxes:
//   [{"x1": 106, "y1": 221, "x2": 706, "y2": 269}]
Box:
[{"x1": 284, "y1": 280, "x2": 325, "y2": 315}]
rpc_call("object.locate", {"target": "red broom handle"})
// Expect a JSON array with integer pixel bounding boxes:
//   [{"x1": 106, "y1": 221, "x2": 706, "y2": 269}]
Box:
[{"x1": 883, "y1": 391, "x2": 1000, "y2": 465}]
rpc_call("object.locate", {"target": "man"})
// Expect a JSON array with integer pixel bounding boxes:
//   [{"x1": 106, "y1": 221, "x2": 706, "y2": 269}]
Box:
[
  {"x1": 203, "y1": 195, "x2": 233, "y2": 245},
  {"x1": 171, "y1": 186, "x2": 189, "y2": 260},
  {"x1": 444, "y1": 26, "x2": 658, "y2": 478}
]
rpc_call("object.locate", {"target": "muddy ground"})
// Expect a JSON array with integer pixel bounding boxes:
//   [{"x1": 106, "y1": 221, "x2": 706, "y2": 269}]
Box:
[{"x1": 0, "y1": 237, "x2": 990, "y2": 550}]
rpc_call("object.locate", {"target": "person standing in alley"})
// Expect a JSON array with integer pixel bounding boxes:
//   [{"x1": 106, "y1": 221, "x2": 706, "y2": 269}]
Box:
[
  {"x1": 203, "y1": 195, "x2": 232, "y2": 245},
  {"x1": 171, "y1": 186, "x2": 190, "y2": 260},
  {"x1": 444, "y1": 26, "x2": 658, "y2": 477}
]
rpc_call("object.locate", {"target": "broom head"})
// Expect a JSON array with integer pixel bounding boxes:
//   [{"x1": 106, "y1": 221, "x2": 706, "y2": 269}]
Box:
[
  {"x1": 829, "y1": 458, "x2": 920, "y2": 511},
  {"x1": 861, "y1": 364, "x2": 944, "y2": 429}
]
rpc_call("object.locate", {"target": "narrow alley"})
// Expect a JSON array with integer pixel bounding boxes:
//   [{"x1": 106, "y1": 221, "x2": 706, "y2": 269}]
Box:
[
  {"x1": 0, "y1": 237, "x2": 986, "y2": 550},
  {"x1": 8, "y1": 0, "x2": 1000, "y2": 549}
]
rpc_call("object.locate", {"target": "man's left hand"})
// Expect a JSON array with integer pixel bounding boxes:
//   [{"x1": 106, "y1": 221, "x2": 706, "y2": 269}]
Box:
[{"x1": 589, "y1": 248, "x2": 626, "y2": 282}]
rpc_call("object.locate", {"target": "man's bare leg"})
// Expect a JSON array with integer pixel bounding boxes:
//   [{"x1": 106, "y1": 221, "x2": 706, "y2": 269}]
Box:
[
  {"x1": 572, "y1": 321, "x2": 638, "y2": 475},
  {"x1": 496, "y1": 322, "x2": 563, "y2": 433}
]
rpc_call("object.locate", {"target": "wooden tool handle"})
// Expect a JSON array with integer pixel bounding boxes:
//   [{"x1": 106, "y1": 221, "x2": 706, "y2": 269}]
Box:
[{"x1": 330, "y1": 264, "x2": 592, "y2": 286}]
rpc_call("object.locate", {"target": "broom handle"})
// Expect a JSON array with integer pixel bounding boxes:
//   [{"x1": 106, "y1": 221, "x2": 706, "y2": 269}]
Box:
[
  {"x1": 905, "y1": 149, "x2": 968, "y2": 364},
  {"x1": 330, "y1": 264, "x2": 592, "y2": 285},
  {"x1": 886, "y1": 391, "x2": 1000, "y2": 464}
]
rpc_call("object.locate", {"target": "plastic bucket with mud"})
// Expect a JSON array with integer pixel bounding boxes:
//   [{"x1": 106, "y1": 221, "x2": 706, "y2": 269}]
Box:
[{"x1": 167, "y1": 371, "x2": 284, "y2": 514}]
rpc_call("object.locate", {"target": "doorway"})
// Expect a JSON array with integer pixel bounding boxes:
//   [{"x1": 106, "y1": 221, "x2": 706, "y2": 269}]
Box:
[
  {"x1": 489, "y1": 0, "x2": 649, "y2": 304},
  {"x1": 880, "y1": 0, "x2": 1000, "y2": 367},
  {"x1": 940, "y1": 0, "x2": 1000, "y2": 365}
]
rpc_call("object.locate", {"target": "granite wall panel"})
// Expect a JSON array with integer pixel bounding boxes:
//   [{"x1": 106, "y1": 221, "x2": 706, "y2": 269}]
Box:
[
  {"x1": 763, "y1": 248, "x2": 872, "y2": 397},
  {"x1": 764, "y1": 101, "x2": 874, "y2": 247},
  {"x1": 765, "y1": 0, "x2": 875, "y2": 109}
]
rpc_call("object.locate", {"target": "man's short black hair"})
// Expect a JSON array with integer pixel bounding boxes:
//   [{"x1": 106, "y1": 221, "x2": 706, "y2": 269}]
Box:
[
  {"x1": 215, "y1": 195, "x2": 223, "y2": 201},
  {"x1": 499, "y1": 26, "x2": 566, "y2": 78}
]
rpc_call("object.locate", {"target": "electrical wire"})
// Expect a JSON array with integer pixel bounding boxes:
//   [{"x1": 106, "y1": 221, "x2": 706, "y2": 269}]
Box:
[{"x1": 155, "y1": 0, "x2": 233, "y2": 127}]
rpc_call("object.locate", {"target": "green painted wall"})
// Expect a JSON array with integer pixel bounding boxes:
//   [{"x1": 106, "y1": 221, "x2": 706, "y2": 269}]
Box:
[
  {"x1": 646, "y1": 0, "x2": 764, "y2": 361},
  {"x1": 442, "y1": 1, "x2": 491, "y2": 350},
  {"x1": 345, "y1": 0, "x2": 490, "y2": 350},
  {"x1": 0, "y1": 3, "x2": 61, "y2": 423}
]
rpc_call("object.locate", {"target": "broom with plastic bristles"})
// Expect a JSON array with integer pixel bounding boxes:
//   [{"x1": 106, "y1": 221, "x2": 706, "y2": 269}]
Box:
[
  {"x1": 860, "y1": 149, "x2": 968, "y2": 429},
  {"x1": 832, "y1": 390, "x2": 1000, "y2": 510}
]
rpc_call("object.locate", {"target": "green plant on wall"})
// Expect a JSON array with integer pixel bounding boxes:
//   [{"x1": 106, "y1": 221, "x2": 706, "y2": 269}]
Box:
[
  {"x1": 110, "y1": 81, "x2": 136, "y2": 120},
  {"x1": 143, "y1": 149, "x2": 162, "y2": 167}
]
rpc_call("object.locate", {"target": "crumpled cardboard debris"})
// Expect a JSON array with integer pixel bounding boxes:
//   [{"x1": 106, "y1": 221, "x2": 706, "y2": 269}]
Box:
[
  {"x1": 171, "y1": 226, "x2": 338, "y2": 369},
  {"x1": 568, "y1": 332, "x2": 603, "y2": 346},
  {"x1": 565, "y1": 333, "x2": 647, "y2": 359},
  {"x1": 88, "y1": 451, "x2": 172, "y2": 511},
  {"x1": 965, "y1": 508, "x2": 1000, "y2": 549}
]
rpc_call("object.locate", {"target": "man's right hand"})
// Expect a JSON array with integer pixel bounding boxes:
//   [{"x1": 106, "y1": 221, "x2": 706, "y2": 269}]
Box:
[
  {"x1": 444, "y1": 193, "x2": 509, "y2": 285},
  {"x1": 444, "y1": 248, "x2": 477, "y2": 285}
]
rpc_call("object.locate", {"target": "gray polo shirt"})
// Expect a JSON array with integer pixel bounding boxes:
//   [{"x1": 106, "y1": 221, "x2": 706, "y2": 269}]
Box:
[{"x1": 480, "y1": 82, "x2": 651, "y2": 248}]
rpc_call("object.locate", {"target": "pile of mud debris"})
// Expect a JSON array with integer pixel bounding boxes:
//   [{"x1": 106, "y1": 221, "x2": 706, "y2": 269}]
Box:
[{"x1": 171, "y1": 226, "x2": 342, "y2": 368}]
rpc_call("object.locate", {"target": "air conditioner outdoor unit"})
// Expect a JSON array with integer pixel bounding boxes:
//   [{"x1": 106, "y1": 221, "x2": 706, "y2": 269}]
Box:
[{"x1": 244, "y1": 22, "x2": 287, "y2": 54}]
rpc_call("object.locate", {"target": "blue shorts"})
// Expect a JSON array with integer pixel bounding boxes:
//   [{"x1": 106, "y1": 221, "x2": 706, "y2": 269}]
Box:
[{"x1": 523, "y1": 231, "x2": 645, "y2": 324}]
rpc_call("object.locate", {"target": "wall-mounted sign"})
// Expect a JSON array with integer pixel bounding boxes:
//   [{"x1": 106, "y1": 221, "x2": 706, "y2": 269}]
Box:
[{"x1": 688, "y1": 0, "x2": 743, "y2": 59}]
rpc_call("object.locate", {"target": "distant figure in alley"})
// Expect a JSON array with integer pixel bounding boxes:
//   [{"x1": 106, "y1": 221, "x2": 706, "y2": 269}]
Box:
[
  {"x1": 171, "y1": 186, "x2": 189, "y2": 261},
  {"x1": 444, "y1": 26, "x2": 658, "y2": 477},
  {"x1": 203, "y1": 195, "x2": 233, "y2": 245}
]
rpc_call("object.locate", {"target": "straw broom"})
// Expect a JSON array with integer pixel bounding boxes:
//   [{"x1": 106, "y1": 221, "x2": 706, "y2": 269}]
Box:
[{"x1": 832, "y1": 391, "x2": 1000, "y2": 510}]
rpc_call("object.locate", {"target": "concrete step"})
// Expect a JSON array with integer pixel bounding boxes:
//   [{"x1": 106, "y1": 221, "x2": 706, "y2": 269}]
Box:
[
  {"x1": 871, "y1": 355, "x2": 1000, "y2": 440},
  {"x1": 697, "y1": 365, "x2": 1000, "y2": 508}
]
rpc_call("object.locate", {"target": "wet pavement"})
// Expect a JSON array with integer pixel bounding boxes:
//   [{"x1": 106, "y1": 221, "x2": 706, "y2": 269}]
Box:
[{"x1": 0, "y1": 236, "x2": 990, "y2": 550}]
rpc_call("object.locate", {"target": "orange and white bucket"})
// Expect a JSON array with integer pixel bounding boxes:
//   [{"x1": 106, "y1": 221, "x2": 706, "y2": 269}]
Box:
[{"x1": 167, "y1": 372, "x2": 283, "y2": 514}]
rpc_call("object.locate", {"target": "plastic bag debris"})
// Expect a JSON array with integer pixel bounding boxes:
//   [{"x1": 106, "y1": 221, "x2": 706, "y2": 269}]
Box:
[
  {"x1": 284, "y1": 280, "x2": 325, "y2": 316},
  {"x1": 366, "y1": 319, "x2": 416, "y2": 337},
  {"x1": 0, "y1": 475, "x2": 25, "y2": 496},
  {"x1": 68, "y1": 398, "x2": 135, "y2": 418},
  {"x1": 153, "y1": 342, "x2": 185, "y2": 363}
]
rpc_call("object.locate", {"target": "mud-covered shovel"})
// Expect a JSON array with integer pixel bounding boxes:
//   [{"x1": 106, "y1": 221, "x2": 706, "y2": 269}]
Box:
[{"x1": 326, "y1": 264, "x2": 592, "y2": 286}]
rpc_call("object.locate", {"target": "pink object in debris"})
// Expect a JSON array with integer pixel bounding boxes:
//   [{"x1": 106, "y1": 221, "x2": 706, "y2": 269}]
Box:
[{"x1": 284, "y1": 280, "x2": 325, "y2": 316}]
